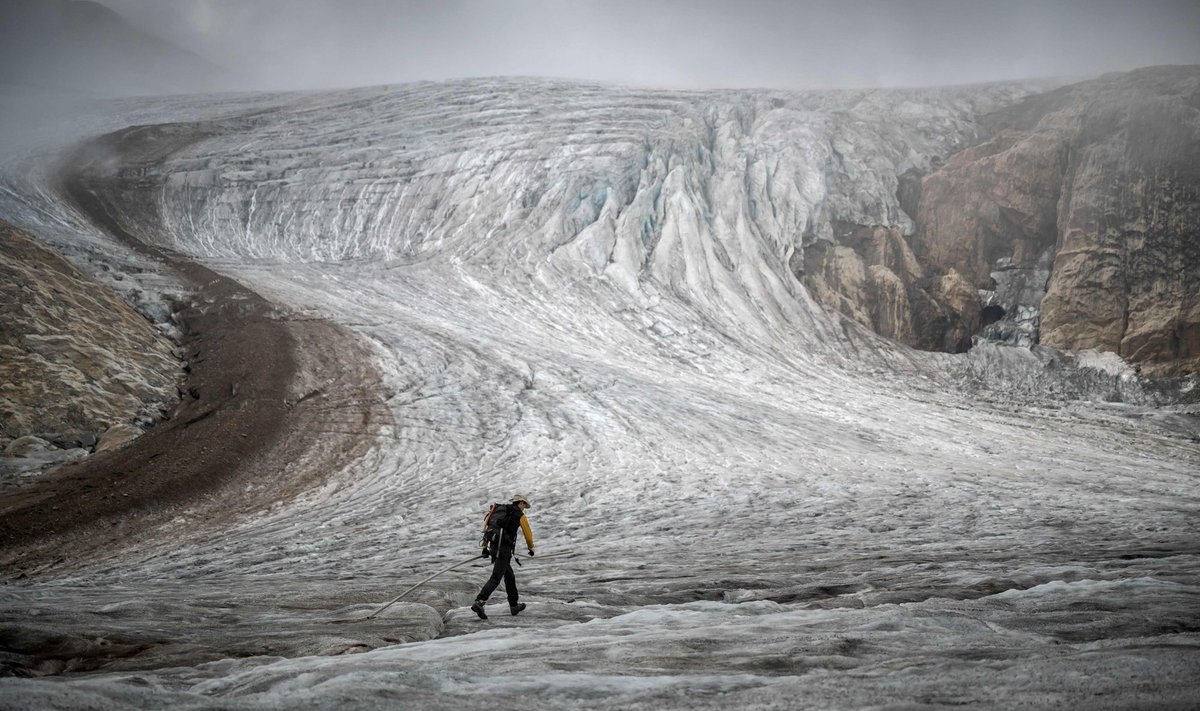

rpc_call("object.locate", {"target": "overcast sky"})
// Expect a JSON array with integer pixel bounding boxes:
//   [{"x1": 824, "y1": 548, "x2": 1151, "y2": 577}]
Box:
[{"x1": 95, "y1": 0, "x2": 1200, "y2": 91}]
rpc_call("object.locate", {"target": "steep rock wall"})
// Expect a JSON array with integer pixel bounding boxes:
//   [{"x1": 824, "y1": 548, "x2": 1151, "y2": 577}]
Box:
[{"x1": 913, "y1": 66, "x2": 1200, "y2": 376}]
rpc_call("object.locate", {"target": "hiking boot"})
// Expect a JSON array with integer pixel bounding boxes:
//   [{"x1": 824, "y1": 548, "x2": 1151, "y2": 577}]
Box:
[
  {"x1": 510, "y1": 602, "x2": 526, "y2": 616},
  {"x1": 471, "y1": 600, "x2": 488, "y2": 620}
]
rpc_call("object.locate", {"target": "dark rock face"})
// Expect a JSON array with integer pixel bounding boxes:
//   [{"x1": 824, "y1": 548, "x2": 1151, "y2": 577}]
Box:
[
  {"x1": 918, "y1": 66, "x2": 1200, "y2": 376},
  {"x1": 803, "y1": 222, "x2": 982, "y2": 354},
  {"x1": 815, "y1": 66, "x2": 1200, "y2": 376}
]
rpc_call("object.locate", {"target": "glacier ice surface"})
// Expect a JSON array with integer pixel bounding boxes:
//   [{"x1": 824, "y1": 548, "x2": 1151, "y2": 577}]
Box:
[{"x1": 0, "y1": 78, "x2": 1197, "y2": 709}]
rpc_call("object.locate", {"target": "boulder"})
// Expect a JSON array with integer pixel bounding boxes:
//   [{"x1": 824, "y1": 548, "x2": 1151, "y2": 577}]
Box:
[
  {"x1": 95, "y1": 423, "x2": 143, "y2": 453},
  {"x1": 3, "y1": 435, "x2": 55, "y2": 458}
]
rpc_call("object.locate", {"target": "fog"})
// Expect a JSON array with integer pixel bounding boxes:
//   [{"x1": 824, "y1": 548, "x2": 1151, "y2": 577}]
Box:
[{"x1": 96, "y1": 0, "x2": 1200, "y2": 92}]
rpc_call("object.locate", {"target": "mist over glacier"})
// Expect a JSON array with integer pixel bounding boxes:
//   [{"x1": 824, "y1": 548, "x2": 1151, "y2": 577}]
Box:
[{"x1": 1, "y1": 76, "x2": 1198, "y2": 709}]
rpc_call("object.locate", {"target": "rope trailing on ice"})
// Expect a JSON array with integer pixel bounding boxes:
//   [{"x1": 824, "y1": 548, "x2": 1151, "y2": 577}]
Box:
[
  {"x1": 335, "y1": 549, "x2": 576, "y2": 623},
  {"x1": 360, "y1": 554, "x2": 480, "y2": 620}
]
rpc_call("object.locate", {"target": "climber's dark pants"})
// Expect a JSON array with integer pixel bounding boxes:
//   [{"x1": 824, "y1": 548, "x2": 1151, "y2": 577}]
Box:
[{"x1": 477, "y1": 546, "x2": 518, "y2": 606}]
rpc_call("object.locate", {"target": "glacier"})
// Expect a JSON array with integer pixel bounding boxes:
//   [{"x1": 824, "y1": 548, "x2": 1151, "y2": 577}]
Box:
[{"x1": 0, "y1": 77, "x2": 1197, "y2": 709}]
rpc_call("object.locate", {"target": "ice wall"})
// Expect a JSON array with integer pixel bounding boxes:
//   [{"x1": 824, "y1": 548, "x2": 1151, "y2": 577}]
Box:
[{"x1": 136, "y1": 80, "x2": 1039, "y2": 334}]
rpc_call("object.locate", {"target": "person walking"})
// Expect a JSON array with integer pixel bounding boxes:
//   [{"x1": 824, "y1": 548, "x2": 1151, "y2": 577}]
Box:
[{"x1": 471, "y1": 494, "x2": 535, "y2": 619}]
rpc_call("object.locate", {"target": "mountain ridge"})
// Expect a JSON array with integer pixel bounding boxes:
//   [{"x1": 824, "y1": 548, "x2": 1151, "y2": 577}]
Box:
[{"x1": 0, "y1": 0, "x2": 225, "y2": 96}]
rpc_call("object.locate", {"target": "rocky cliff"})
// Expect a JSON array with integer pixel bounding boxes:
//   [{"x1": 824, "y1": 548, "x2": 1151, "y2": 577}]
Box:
[
  {"x1": 809, "y1": 66, "x2": 1200, "y2": 376},
  {"x1": 0, "y1": 220, "x2": 180, "y2": 474}
]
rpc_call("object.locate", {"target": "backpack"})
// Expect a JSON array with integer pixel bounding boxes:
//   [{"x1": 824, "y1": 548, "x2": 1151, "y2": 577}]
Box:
[{"x1": 480, "y1": 503, "x2": 516, "y2": 560}]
